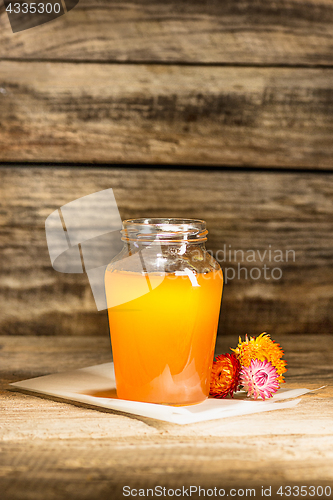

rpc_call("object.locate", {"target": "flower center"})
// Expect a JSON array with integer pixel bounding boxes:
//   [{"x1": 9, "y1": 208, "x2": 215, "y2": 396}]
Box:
[{"x1": 255, "y1": 370, "x2": 268, "y2": 386}]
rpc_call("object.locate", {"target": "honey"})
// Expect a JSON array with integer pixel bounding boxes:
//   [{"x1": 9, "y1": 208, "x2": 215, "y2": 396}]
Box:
[{"x1": 105, "y1": 268, "x2": 223, "y2": 405}]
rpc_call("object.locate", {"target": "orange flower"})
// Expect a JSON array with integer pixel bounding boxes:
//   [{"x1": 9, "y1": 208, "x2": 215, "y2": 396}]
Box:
[
  {"x1": 232, "y1": 332, "x2": 287, "y2": 384},
  {"x1": 209, "y1": 353, "x2": 241, "y2": 398}
]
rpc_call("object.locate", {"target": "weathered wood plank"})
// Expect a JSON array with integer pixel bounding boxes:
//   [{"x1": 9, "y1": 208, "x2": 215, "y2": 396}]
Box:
[
  {"x1": 1, "y1": 0, "x2": 333, "y2": 65},
  {"x1": 0, "y1": 335, "x2": 332, "y2": 500},
  {"x1": 1, "y1": 437, "x2": 332, "y2": 500},
  {"x1": 2, "y1": 334, "x2": 332, "y2": 383},
  {"x1": 1, "y1": 62, "x2": 333, "y2": 168},
  {"x1": 0, "y1": 167, "x2": 332, "y2": 336}
]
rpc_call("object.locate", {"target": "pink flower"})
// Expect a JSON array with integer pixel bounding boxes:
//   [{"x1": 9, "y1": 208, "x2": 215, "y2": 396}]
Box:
[{"x1": 239, "y1": 358, "x2": 280, "y2": 400}]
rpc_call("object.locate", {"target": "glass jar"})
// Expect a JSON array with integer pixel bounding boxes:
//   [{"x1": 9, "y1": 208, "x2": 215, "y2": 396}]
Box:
[{"x1": 105, "y1": 218, "x2": 223, "y2": 405}]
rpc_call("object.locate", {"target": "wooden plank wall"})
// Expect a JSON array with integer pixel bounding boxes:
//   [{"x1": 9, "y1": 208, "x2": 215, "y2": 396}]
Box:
[{"x1": 0, "y1": 0, "x2": 332, "y2": 337}]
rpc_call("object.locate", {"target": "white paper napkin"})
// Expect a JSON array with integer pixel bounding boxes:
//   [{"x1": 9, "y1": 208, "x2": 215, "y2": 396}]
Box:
[{"x1": 10, "y1": 363, "x2": 314, "y2": 425}]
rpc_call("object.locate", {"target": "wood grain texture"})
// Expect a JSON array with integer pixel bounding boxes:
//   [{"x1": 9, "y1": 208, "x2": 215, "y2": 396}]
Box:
[
  {"x1": 0, "y1": 335, "x2": 332, "y2": 500},
  {"x1": 1, "y1": 61, "x2": 333, "y2": 168},
  {"x1": 1, "y1": 0, "x2": 333, "y2": 65},
  {"x1": 0, "y1": 167, "x2": 332, "y2": 336}
]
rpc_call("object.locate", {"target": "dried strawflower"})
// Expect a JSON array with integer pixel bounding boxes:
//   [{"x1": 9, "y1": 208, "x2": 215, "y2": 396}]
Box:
[
  {"x1": 210, "y1": 353, "x2": 241, "y2": 398},
  {"x1": 239, "y1": 358, "x2": 280, "y2": 400},
  {"x1": 232, "y1": 332, "x2": 287, "y2": 384}
]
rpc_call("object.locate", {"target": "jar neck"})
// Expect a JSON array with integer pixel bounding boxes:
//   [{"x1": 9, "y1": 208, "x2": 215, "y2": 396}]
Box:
[{"x1": 121, "y1": 218, "x2": 208, "y2": 245}]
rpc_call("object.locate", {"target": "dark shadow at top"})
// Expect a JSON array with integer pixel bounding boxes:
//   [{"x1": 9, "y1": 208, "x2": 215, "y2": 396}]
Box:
[{"x1": 64, "y1": 0, "x2": 80, "y2": 12}]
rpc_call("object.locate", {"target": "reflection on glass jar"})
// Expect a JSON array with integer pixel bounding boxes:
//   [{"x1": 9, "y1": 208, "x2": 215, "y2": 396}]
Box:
[{"x1": 105, "y1": 218, "x2": 223, "y2": 405}]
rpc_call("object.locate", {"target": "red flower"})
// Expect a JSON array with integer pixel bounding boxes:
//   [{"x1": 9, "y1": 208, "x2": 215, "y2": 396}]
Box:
[{"x1": 209, "y1": 353, "x2": 241, "y2": 398}]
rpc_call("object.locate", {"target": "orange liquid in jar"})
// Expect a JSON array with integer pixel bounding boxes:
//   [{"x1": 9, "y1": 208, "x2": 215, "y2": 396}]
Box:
[{"x1": 105, "y1": 269, "x2": 223, "y2": 405}]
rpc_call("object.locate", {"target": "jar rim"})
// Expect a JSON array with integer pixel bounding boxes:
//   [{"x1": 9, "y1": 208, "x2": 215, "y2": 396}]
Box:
[{"x1": 122, "y1": 218, "x2": 208, "y2": 243}]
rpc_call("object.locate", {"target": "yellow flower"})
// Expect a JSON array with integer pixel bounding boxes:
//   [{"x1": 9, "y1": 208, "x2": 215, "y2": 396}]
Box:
[{"x1": 231, "y1": 332, "x2": 287, "y2": 384}]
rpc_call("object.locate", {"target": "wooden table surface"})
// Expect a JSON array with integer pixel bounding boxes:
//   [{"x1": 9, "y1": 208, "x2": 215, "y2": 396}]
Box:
[{"x1": 1, "y1": 334, "x2": 332, "y2": 500}]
